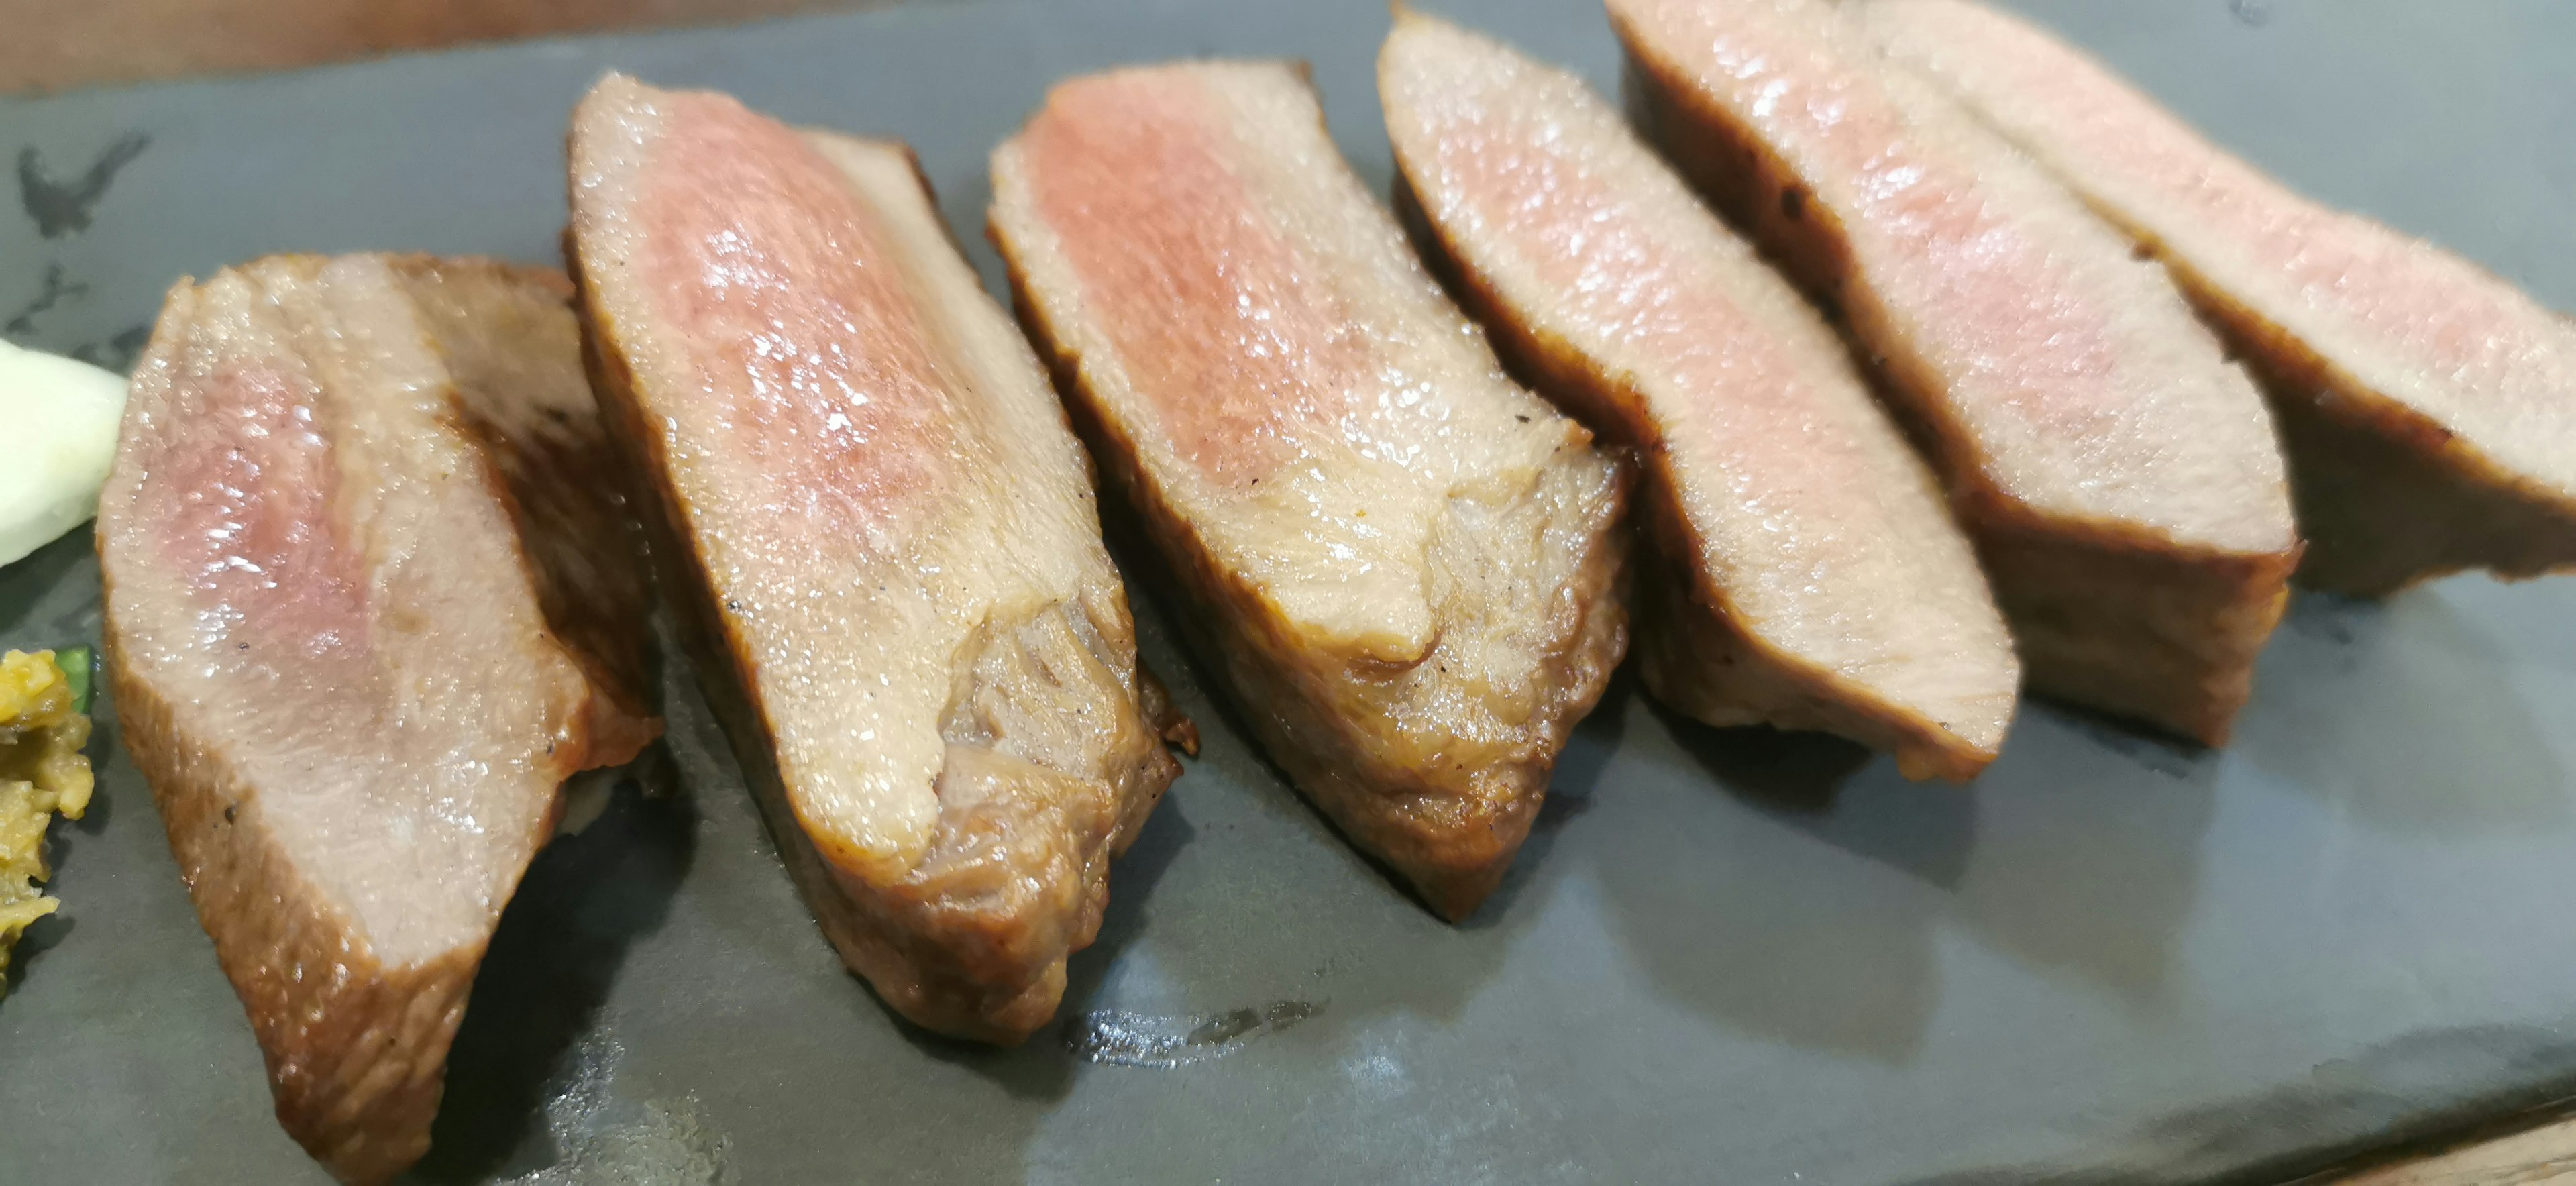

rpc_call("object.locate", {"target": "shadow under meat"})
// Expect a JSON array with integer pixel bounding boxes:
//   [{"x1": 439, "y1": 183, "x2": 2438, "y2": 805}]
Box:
[
  {"x1": 1458, "y1": 669, "x2": 1633, "y2": 930},
  {"x1": 1584, "y1": 699, "x2": 1957, "y2": 1064},
  {"x1": 1656, "y1": 702, "x2": 1973, "y2": 890},
  {"x1": 2235, "y1": 586, "x2": 2571, "y2": 835},
  {"x1": 1945, "y1": 703, "x2": 2216, "y2": 1009},
  {"x1": 1658, "y1": 708, "x2": 1875, "y2": 814},
  {"x1": 409, "y1": 759, "x2": 698, "y2": 1184}
]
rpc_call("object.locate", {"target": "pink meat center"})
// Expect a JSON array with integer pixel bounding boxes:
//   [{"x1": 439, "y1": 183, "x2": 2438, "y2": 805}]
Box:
[
  {"x1": 2064, "y1": 66, "x2": 2519, "y2": 383},
  {"x1": 637, "y1": 92, "x2": 950, "y2": 540},
  {"x1": 1644, "y1": 0, "x2": 2125, "y2": 441},
  {"x1": 1022, "y1": 72, "x2": 1364, "y2": 488},
  {"x1": 1426, "y1": 99, "x2": 1870, "y2": 515},
  {"x1": 147, "y1": 358, "x2": 368, "y2": 655}
]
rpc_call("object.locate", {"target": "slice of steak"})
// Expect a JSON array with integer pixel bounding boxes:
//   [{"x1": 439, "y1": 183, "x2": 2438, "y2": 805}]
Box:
[
  {"x1": 567, "y1": 76, "x2": 1181, "y2": 1043},
  {"x1": 1860, "y1": 0, "x2": 2576, "y2": 597},
  {"x1": 1383, "y1": 11, "x2": 2019, "y2": 780},
  {"x1": 99, "y1": 253, "x2": 660, "y2": 1185},
  {"x1": 1610, "y1": 0, "x2": 2298, "y2": 744},
  {"x1": 990, "y1": 61, "x2": 1628, "y2": 920}
]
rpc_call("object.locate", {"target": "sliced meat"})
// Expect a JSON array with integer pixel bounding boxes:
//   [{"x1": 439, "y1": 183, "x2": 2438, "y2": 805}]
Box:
[
  {"x1": 989, "y1": 61, "x2": 1627, "y2": 920},
  {"x1": 1381, "y1": 13, "x2": 2018, "y2": 779},
  {"x1": 566, "y1": 75, "x2": 1181, "y2": 1042},
  {"x1": 1609, "y1": 0, "x2": 2298, "y2": 744},
  {"x1": 97, "y1": 254, "x2": 660, "y2": 1185},
  {"x1": 1858, "y1": 0, "x2": 2576, "y2": 598}
]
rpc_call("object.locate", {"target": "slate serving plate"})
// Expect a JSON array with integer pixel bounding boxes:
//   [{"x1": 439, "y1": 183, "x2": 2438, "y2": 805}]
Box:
[{"x1": 5, "y1": 1, "x2": 2576, "y2": 1182}]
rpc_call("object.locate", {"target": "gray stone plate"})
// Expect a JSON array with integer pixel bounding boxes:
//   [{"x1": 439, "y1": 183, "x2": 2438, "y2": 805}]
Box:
[{"x1": 5, "y1": 1, "x2": 2575, "y2": 1182}]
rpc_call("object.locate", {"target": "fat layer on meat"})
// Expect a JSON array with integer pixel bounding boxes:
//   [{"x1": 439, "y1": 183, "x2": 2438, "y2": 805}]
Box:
[
  {"x1": 990, "y1": 60, "x2": 1628, "y2": 920},
  {"x1": 1858, "y1": 0, "x2": 2576, "y2": 598},
  {"x1": 98, "y1": 254, "x2": 661, "y2": 1185},
  {"x1": 567, "y1": 75, "x2": 1181, "y2": 1043},
  {"x1": 1609, "y1": 0, "x2": 2298, "y2": 744},
  {"x1": 1381, "y1": 11, "x2": 2018, "y2": 780}
]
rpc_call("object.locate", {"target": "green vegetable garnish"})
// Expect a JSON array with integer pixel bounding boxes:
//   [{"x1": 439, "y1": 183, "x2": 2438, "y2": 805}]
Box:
[{"x1": 52, "y1": 646, "x2": 92, "y2": 714}]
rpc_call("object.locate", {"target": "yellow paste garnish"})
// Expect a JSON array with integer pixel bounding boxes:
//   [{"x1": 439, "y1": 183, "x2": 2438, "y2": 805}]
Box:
[{"x1": 0, "y1": 649, "x2": 94, "y2": 985}]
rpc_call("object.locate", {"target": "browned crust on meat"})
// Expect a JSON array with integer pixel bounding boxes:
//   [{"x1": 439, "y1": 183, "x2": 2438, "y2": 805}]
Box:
[
  {"x1": 399, "y1": 254, "x2": 663, "y2": 733},
  {"x1": 1616, "y1": 27, "x2": 2295, "y2": 745},
  {"x1": 1959, "y1": 503, "x2": 2289, "y2": 745},
  {"x1": 102, "y1": 258, "x2": 657, "y2": 1185},
  {"x1": 2121, "y1": 250, "x2": 2576, "y2": 599},
  {"x1": 103, "y1": 643, "x2": 482, "y2": 1186},
  {"x1": 1390, "y1": 173, "x2": 1994, "y2": 780},
  {"x1": 567, "y1": 217, "x2": 1179, "y2": 1044},
  {"x1": 1136, "y1": 663, "x2": 1201, "y2": 757},
  {"x1": 989, "y1": 213, "x2": 1627, "y2": 922}
]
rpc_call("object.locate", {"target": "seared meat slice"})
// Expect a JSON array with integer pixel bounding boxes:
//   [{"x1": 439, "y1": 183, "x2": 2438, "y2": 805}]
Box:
[
  {"x1": 1381, "y1": 13, "x2": 2017, "y2": 780},
  {"x1": 990, "y1": 62, "x2": 1627, "y2": 920},
  {"x1": 1858, "y1": 0, "x2": 2576, "y2": 598},
  {"x1": 1609, "y1": 0, "x2": 2298, "y2": 745},
  {"x1": 567, "y1": 76, "x2": 1181, "y2": 1043},
  {"x1": 98, "y1": 254, "x2": 660, "y2": 1185}
]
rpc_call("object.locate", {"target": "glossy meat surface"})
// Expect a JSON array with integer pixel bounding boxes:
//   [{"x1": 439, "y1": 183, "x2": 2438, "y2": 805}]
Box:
[
  {"x1": 1609, "y1": 0, "x2": 2298, "y2": 743},
  {"x1": 1859, "y1": 0, "x2": 2576, "y2": 596},
  {"x1": 1382, "y1": 12, "x2": 2017, "y2": 779},
  {"x1": 568, "y1": 76, "x2": 1179, "y2": 1042},
  {"x1": 992, "y1": 61, "x2": 1627, "y2": 918},
  {"x1": 98, "y1": 254, "x2": 659, "y2": 1184}
]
